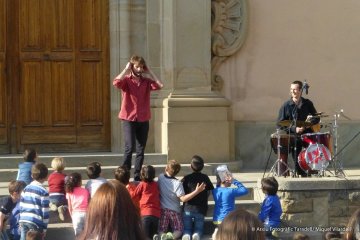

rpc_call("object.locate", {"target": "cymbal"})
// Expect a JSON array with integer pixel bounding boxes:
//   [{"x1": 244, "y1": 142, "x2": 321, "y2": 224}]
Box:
[
  {"x1": 278, "y1": 120, "x2": 313, "y2": 128},
  {"x1": 310, "y1": 114, "x2": 329, "y2": 118},
  {"x1": 314, "y1": 112, "x2": 329, "y2": 117}
]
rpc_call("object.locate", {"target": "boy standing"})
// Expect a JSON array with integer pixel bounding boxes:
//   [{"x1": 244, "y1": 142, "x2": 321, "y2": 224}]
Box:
[
  {"x1": 0, "y1": 180, "x2": 26, "y2": 240},
  {"x1": 212, "y1": 165, "x2": 248, "y2": 238},
  {"x1": 19, "y1": 163, "x2": 49, "y2": 240},
  {"x1": 181, "y1": 155, "x2": 214, "y2": 240},
  {"x1": 158, "y1": 160, "x2": 206, "y2": 240}
]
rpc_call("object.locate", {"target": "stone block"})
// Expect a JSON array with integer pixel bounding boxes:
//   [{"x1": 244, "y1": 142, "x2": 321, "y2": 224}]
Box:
[
  {"x1": 281, "y1": 199, "x2": 313, "y2": 213},
  {"x1": 313, "y1": 197, "x2": 328, "y2": 226},
  {"x1": 329, "y1": 190, "x2": 349, "y2": 201},
  {"x1": 348, "y1": 191, "x2": 360, "y2": 204},
  {"x1": 306, "y1": 191, "x2": 328, "y2": 198},
  {"x1": 328, "y1": 204, "x2": 348, "y2": 217},
  {"x1": 282, "y1": 213, "x2": 315, "y2": 227},
  {"x1": 279, "y1": 191, "x2": 305, "y2": 200},
  {"x1": 328, "y1": 217, "x2": 349, "y2": 228}
]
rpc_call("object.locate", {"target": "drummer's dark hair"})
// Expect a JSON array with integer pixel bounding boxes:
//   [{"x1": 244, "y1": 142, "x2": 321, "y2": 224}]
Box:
[
  {"x1": 292, "y1": 80, "x2": 303, "y2": 89},
  {"x1": 261, "y1": 177, "x2": 278, "y2": 195}
]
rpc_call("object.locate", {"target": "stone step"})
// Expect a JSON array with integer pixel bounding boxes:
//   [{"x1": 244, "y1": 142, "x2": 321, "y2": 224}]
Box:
[
  {"x1": 0, "y1": 163, "x2": 239, "y2": 183},
  {"x1": 0, "y1": 153, "x2": 168, "y2": 169},
  {"x1": 0, "y1": 153, "x2": 242, "y2": 182}
]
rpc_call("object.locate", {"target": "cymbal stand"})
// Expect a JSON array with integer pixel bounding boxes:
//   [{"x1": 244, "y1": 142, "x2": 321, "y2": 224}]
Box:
[{"x1": 331, "y1": 111, "x2": 345, "y2": 177}]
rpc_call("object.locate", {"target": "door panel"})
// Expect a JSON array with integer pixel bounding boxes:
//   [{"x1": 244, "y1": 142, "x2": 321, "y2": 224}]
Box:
[
  {"x1": 0, "y1": 0, "x2": 110, "y2": 153},
  {"x1": 0, "y1": 0, "x2": 7, "y2": 150}
]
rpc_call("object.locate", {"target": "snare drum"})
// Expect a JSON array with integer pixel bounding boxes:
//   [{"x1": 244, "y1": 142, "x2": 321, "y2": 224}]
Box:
[
  {"x1": 298, "y1": 144, "x2": 332, "y2": 171},
  {"x1": 301, "y1": 132, "x2": 333, "y2": 154}
]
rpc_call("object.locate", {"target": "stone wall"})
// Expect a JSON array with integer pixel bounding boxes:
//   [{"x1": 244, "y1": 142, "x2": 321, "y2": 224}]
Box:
[{"x1": 255, "y1": 177, "x2": 360, "y2": 230}]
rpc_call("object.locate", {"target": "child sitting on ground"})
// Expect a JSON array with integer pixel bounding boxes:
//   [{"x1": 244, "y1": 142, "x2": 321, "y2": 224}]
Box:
[
  {"x1": 258, "y1": 176, "x2": 282, "y2": 238},
  {"x1": 114, "y1": 166, "x2": 140, "y2": 209},
  {"x1": 48, "y1": 157, "x2": 67, "y2": 221},
  {"x1": 158, "y1": 160, "x2": 206, "y2": 240},
  {"x1": 212, "y1": 165, "x2": 248, "y2": 238},
  {"x1": 16, "y1": 149, "x2": 37, "y2": 185},
  {"x1": 0, "y1": 180, "x2": 26, "y2": 240},
  {"x1": 85, "y1": 162, "x2": 107, "y2": 198}
]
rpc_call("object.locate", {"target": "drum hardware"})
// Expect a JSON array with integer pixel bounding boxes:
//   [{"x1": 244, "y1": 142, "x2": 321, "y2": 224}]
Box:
[
  {"x1": 329, "y1": 109, "x2": 360, "y2": 178},
  {"x1": 268, "y1": 129, "x2": 294, "y2": 177},
  {"x1": 330, "y1": 109, "x2": 349, "y2": 177}
]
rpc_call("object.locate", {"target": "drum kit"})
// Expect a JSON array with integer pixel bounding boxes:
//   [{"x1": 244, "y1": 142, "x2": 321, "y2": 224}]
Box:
[{"x1": 269, "y1": 111, "x2": 348, "y2": 177}]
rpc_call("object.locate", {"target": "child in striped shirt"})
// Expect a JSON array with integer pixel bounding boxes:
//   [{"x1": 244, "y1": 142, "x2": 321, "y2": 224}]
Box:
[{"x1": 19, "y1": 163, "x2": 49, "y2": 240}]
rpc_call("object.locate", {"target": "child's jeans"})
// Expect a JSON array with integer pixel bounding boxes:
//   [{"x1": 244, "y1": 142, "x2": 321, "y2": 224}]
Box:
[
  {"x1": 182, "y1": 211, "x2": 205, "y2": 238},
  {"x1": 49, "y1": 194, "x2": 67, "y2": 207},
  {"x1": 19, "y1": 222, "x2": 43, "y2": 240},
  {"x1": 1, "y1": 229, "x2": 9, "y2": 240}
]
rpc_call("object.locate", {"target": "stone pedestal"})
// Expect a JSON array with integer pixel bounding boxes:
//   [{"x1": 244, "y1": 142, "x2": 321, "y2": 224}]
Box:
[{"x1": 154, "y1": 91, "x2": 232, "y2": 163}]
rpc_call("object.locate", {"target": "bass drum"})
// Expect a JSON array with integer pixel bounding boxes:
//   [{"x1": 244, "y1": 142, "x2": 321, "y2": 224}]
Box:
[{"x1": 298, "y1": 144, "x2": 332, "y2": 172}]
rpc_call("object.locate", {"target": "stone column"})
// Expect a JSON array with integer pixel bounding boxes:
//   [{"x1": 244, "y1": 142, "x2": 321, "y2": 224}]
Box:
[{"x1": 154, "y1": 0, "x2": 233, "y2": 163}]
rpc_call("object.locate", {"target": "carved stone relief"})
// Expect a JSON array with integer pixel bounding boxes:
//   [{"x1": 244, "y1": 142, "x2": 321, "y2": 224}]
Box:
[{"x1": 211, "y1": 0, "x2": 248, "y2": 91}]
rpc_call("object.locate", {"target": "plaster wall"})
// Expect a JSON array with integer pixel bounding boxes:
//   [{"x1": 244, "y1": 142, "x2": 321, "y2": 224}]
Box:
[
  {"x1": 216, "y1": 1, "x2": 360, "y2": 169},
  {"x1": 218, "y1": 0, "x2": 360, "y2": 121}
]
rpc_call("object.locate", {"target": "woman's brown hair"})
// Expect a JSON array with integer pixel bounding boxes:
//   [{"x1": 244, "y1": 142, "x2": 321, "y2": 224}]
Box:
[
  {"x1": 216, "y1": 208, "x2": 265, "y2": 240},
  {"x1": 78, "y1": 180, "x2": 145, "y2": 240},
  {"x1": 344, "y1": 208, "x2": 360, "y2": 240}
]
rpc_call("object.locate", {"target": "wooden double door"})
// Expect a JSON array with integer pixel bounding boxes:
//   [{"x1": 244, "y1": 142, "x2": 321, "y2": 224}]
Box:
[{"x1": 0, "y1": 0, "x2": 110, "y2": 154}]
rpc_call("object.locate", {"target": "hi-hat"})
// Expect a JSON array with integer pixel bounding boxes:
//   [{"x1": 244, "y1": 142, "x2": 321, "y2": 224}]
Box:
[{"x1": 278, "y1": 120, "x2": 313, "y2": 128}]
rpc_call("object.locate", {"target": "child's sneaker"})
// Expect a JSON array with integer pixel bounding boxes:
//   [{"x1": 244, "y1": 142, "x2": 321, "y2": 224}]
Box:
[
  {"x1": 153, "y1": 234, "x2": 159, "y2": 240},
  {"x1": 49, "y1": 202, "x2": 57, "y2": 211},
  {"x1": 160, "y1": 233, "x2": 168, "y2": 240},
  {"x1": 181, "y1": 234, "x2": 190, "y2": 240},
  {"x1": 192, "y1": 233, "x2": 200, "y2": 240},
  {"x1": 58, "y1": 205, "x2": 65, "y2": 221},
  {"x1": 165, "y1": 232, "x2": 174, "y2": 240}
]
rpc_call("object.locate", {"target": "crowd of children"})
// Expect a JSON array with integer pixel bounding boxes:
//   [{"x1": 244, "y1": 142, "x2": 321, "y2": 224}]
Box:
[
  {"x1": 4, "y1": 148, "x2": 358, "y2": 240},
  {"x1": 0, "y1": 149, "x2": 280, "y2": 240}
]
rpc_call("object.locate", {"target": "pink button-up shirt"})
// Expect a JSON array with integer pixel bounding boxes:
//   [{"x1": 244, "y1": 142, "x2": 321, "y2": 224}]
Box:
[{"x1": 113, "y1": 75, "x2": 161, "y2": 122}]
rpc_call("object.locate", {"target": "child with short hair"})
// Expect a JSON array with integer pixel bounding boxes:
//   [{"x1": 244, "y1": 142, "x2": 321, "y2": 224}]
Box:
[
  {"x1": 84, "y1": 162, "x2": 107, "y2": 198},
  {"x1": 133, "y1": 165, "x2": 161, "y2": 240},
  {"x1": 65, "y1": 172, "x2": 89, "y2": 237},
  {"x1": 258, "y1": 177, "x2": 282, "y2": 238},
  {"x1": 19, "y1": 163, "x2": 50, "y2": 240},
  {"x1": 16, "y1": 149, "x2": 37, "y2": 185},
  {"x1": 158, "y1": 160, "x2": 206, "y2": 240},
  {"x1": 48, "y1": 157, "x2": 67, "y2": 221},
  {"x1": 114, "y1": 166, "x2": 140, "y2": 209},
  {"x1": 212, "y1": 165, "x2": 248, "y2": 238},
  {"x1": 0, "y1": 180, "x2": 26, "y2": 240},
  {"x1": 181, "y1": 155, "x2": 214, "y2": 240}
]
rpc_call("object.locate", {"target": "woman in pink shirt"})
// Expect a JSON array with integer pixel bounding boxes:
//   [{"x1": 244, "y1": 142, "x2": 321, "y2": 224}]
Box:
[{"x1": 65, "y1": 172, "x2": 89, "y2": 237}]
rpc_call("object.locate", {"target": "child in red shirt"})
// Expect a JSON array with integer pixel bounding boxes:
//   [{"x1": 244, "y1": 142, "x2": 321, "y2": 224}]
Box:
[
  {"x1": 48, "y1": 157, "x2": 67, "y2": 221},
  {"x1": 133, "y1": 165, "x2": 161, "y2": 240}
]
